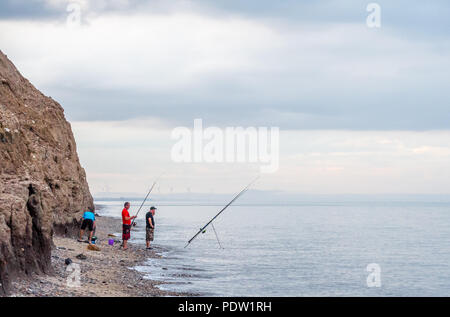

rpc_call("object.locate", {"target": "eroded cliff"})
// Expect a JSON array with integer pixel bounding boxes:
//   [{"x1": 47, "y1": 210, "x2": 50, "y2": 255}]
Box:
[{"x1": 0, "y1": 51, "x2": 93, "y2": 294}]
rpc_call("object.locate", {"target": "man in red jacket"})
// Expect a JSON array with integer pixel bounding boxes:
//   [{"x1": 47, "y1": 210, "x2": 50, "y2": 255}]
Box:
[{"x1": 122, "y1": 202, "x2": 136, "y2": 250}]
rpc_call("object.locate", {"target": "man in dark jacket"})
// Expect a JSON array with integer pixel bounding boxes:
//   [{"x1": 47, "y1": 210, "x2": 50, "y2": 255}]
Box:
[{"x1": 145, "y1": 206, "x2": 156, "y2": 250}]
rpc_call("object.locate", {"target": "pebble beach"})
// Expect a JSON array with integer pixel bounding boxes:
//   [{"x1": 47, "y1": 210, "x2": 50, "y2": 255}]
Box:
[{"x1": 8, "y1": 212, "x2": 195, "y2": 297}]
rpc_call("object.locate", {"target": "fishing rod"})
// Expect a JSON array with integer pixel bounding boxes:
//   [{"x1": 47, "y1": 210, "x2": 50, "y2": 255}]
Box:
[
  {"x1": 184, "y1": 176, "x2": 259, "y2": 248},
  {"x1": 211, "y1": 223, "x2": 223, "y2": 249},
  {"x1": 130, "y1": 173, "x2": 164, "y2": 228}
]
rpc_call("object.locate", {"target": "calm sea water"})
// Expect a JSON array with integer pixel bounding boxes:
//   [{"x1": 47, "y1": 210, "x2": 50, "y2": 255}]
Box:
[{"x1": 96, "y1": 200, "x2": 450, "y2": 296}]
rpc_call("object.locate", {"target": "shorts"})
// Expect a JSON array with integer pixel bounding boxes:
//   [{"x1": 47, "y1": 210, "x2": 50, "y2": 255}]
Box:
[
  {"x1": 146, "y1": 228, "x2": 154, "y2": 242},
  {"x1": 80, "y1": 219, "x2": 94, "y2": 231},
  {"x1": 122, "y1": 224, "x2": 131, "y2": 241}
]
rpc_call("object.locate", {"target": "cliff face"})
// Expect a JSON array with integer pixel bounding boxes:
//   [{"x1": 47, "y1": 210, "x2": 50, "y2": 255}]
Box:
[{"x1": 0, "y1": 51, "x2": 93, "y2": 294}]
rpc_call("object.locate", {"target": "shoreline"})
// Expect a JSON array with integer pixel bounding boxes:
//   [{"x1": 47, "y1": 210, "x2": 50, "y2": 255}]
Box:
[{"x1": 8, "y1": 208, "x2": 196, "y2": 297}]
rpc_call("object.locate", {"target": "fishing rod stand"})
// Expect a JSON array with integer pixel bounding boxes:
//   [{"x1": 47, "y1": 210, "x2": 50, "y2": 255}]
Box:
[{"x1": 211, "y1": 223, "x2": 224, "y2": 249}]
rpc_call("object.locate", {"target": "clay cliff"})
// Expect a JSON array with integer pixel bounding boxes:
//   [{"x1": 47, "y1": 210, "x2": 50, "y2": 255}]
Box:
[{"x1": 0, "y1": 51, "x2": 93, "y2": 294}]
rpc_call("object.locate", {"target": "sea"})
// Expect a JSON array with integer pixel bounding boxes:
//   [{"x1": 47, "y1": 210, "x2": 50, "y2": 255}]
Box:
[{"x1": 95, "y1": 199, "x2": 450, "y2": 296}]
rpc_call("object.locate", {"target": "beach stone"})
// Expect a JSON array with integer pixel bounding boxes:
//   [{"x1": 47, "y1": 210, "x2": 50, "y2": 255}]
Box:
[
  {"x1": 76, "y1": 254, "x2": 87, "y2": 260},
  {"x1": 64, "y1": 258, "x2": 72, "y2": 265}
]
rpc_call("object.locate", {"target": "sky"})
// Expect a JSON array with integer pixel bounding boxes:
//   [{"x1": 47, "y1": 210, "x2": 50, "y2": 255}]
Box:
[{"x1": 1, "y1": 0, "x2": 449, "y2": 197}]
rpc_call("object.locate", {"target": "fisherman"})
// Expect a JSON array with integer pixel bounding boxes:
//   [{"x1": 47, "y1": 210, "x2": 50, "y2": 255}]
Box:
[
  {"x1": 78, "y1": 206, "x2": 96, "y2": 244},
  {"x1": 122, "y1": 202, "x2": 136, "y2": 250},
  {"x1": 145, "y1": 206, "x2": 157, "y2": 250}
]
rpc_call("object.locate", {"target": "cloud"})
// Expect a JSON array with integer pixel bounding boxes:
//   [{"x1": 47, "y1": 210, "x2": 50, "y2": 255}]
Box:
[
  {"x1": 1, "y1": 1, "x2": 449, "y2": 130},
  {"x1": 3, "y1": 2, "x2": 450, "y2": 195},
  {"x1": 2, "y1": 0, "x2": 450, "y2": 40},
  {"x1": 71, "y1": 120, "x2": 450, "y2": 195},
  {"x1": 0, "y1": 0, "x2": 142, "y2": 19}
]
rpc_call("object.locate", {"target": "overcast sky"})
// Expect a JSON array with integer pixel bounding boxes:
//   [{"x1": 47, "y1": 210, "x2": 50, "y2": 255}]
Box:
[{"x1": 1, "y1": 0, "x2": 449, "y2": 196}]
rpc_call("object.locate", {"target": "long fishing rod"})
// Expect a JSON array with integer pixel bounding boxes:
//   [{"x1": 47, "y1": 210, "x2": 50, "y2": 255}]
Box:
[
  {"x1": 130, "y1": 173, "x2": 164, "y2": 227},
  {"x1": 184, "y1": 176, "x2": 259, "y2": 248}
]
